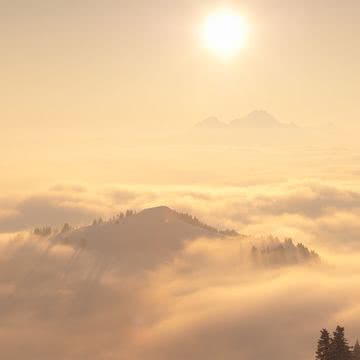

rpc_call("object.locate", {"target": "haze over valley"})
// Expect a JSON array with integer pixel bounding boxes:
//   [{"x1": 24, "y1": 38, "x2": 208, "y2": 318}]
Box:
[{"x1": 2, "y1": 1, "x2": 360, "y2": 359}]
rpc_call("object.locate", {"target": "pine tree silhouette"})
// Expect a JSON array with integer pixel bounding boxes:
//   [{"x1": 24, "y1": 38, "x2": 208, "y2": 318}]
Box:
[
  {"x1": 353, "y1": 340, "x2": 360, "y2": 360},
  {"x1": 316, "y1": 329, "x2": 332, "y2": 360},
  {"x1": 330, "y1": 326, "x2": 352, "y2": 360}
]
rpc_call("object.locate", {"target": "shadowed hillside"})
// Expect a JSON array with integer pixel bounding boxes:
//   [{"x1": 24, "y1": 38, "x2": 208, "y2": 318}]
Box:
[{"x1": 52, "y1": 206, "x2": 238, "y2": 272}]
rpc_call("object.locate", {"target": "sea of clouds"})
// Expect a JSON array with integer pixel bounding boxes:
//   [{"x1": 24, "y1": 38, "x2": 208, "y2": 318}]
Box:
[{"x1": 1, "y1": 177, "x2": 360, "y2": 359}]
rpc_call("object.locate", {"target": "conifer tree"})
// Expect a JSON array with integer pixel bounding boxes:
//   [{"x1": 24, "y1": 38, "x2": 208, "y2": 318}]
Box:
[
  {"x1": 316, "y1": 328, "x2": 332, "y2": 360},
  {"x1": 353, "y1": 340, "x2": 360, "y2": 360},
  {"x1": 330, "y1": 326, "x2": 352, "y2": 360}
]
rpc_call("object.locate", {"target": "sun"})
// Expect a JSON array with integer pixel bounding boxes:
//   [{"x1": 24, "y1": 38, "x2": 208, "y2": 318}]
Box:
[{"x1": 202, "y1": 9, "x2": 249, "y2": 58}]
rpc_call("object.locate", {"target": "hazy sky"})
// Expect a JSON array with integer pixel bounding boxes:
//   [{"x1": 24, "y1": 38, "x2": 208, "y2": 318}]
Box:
[
  {"x1": 2, "y1": 0, "x2": 360, "y2": 134},
  {"x1": 2, "y1": 5, "x2": 360, "y2": 357}
]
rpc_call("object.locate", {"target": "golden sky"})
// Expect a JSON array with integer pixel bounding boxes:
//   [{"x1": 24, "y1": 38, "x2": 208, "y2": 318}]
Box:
[
  {"x1": 2, "y1": 0, "x2": 360, "y2": 195},
  {"x1": 2, "y1": 0, "x2": 360, "y2": 134},
  {"x1": 2, "y1": 5, "x2": 360, "y2": 358},
  {"x1": 3, "y1": 4, "x2": 360, "y2": 360}
]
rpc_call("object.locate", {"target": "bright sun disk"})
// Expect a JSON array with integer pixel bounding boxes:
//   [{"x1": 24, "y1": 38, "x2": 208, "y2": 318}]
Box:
[{"x1": 202, "y1": 10, "x2": 249, "y2": 58}]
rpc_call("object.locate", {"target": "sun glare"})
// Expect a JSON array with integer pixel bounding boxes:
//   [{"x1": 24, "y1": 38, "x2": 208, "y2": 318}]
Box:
[{"x1": 202, "y1": 9, "x2": 249, "y2": 58}]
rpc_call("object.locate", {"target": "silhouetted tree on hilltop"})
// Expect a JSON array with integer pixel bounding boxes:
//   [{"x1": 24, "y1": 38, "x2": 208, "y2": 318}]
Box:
[
  {"x1": 33, "y1": 226, "x2": 52, "y2": 237},
  {"x1": 61, "y1": 223, "x2": 72, "y2": 234},
  {"x1": 251, "y1": 238, "x2": 319, "y2": 267}
]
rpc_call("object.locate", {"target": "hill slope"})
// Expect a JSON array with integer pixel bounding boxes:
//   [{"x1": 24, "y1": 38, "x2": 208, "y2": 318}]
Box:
[{"x1": 53, "y1": 206, "x2": 236, "y2": 272}]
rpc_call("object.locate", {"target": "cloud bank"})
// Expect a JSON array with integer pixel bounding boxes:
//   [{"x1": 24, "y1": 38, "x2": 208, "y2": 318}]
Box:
[
  {"x1": 0, "y1": 232, "x2": 359, "y2": 360},
  {"x1": 0, "y1": 177, "x2": 360, "y2": 359},
  {"x1": 2, "y1": 180, "x2": 360, "y2": 249}
]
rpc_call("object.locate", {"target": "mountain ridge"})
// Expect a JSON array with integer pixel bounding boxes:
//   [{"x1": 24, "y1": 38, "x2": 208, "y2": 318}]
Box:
[
  {"x1": 50, "y1": 206, "x2": 238, "y2": 272},
  {"x1": 195, "y1": 110, "x2": 296, "y2": 129}
]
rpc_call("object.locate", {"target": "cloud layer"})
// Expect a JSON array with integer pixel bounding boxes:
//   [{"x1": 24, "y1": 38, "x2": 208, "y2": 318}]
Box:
[
  {"x1": 2, "y1": 180, "x2": 360, "y2": 249},
  {"x1": 1, "y1": 178, "x2": 360, "y2": 359},
  {"x1": 0, "y1": 232, "x2": 359, "y2": 360}
]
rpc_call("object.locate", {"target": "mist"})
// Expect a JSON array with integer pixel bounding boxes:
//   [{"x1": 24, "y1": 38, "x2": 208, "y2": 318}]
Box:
[{"x1": 2, "y1": 1, "x2": 360, "y2": 359}]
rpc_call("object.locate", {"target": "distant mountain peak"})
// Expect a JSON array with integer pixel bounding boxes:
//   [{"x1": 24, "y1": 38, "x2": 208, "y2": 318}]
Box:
[
  {"x1": 230, "y1": 110, "x2": 282, "y2": 128},
  {"x1": 195, "y1": 117, "x2": 226, "y2": 129},
  {"x1": 194, "y1": 111, "x2": 296, "y2": 129}
]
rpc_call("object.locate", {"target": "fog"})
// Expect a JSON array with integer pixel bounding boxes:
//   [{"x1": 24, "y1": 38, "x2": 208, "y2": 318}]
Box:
[
  {"x1": 0, "y1": 226, "x2": 359, "y2": 360},
  {"x1": 3, "y1": 0, "x2": 360, "y2": 358},
  {"x1": 2, "y1": 128, "x2": 360, "y2": 358}
]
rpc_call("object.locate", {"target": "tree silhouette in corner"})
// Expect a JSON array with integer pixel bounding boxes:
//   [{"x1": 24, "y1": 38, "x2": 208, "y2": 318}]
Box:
[
  {"x1": 353, "y1": 340, "x2": 360, "y2": 360},
  {"x1": 316, "y1": 328, "x2": 332, "y2": 360},
  {"x1": 315, "y1": 326, "x2": 357, "y2": 360},
  {"x1": 330, "y1": 326, "x2": 352, "y2": 360}
]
